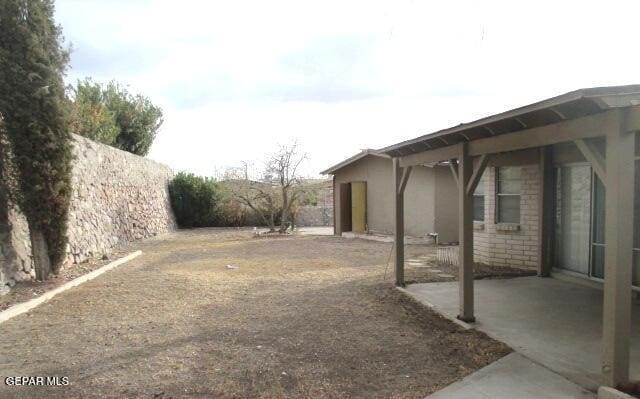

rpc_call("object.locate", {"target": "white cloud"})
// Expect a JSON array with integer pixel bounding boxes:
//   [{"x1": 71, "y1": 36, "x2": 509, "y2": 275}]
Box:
[{"x1": 55, "y1": 0, "x2": 640, "y2": 177}]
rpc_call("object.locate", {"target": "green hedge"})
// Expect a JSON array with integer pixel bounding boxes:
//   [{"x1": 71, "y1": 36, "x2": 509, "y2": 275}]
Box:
[{"x1": 169, "y1": 173, "x2": 221, "y2": 228}]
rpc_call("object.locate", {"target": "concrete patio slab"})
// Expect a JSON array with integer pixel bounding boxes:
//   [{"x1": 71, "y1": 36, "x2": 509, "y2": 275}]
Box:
[
  {"x1": 295, "y1": 226, "x2": 334, "y2": 235},
  {"x1": 426, "y1": 353, "x2": 595, "y2": 399},
  {"x1": 405, "y1": 277, "x2": 640, "y2": 391}
]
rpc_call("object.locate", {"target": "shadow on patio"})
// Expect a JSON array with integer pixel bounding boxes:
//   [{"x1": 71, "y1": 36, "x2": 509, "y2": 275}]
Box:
[{"x1": 404, "y1": 276, "x2": 640, "y2": 392}]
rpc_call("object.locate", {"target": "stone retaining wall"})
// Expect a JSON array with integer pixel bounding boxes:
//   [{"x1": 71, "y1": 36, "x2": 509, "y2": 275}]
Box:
[
  {"x1": 295, "y1": 206, "x2": 333, "y2": 227},
  {"x1": 0, "y1": 134, "x2": 176, "y2": 293}
]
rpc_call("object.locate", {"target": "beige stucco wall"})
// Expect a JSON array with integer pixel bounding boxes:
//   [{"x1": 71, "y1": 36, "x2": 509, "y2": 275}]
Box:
[
  {"x1": 331, "y1": 150, "x2": 545, "y2": 269},
  {"x1": 333, "y1": 155, "x2": 450, "y2": 237},
  {"x1": 433, "y1": 166, "x2": 459, "y2": 243}
]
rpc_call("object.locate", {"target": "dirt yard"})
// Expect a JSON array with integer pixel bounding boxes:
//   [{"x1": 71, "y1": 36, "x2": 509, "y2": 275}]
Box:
[{"x1": 0, "y1": 229, "x2": 511, "y2": 398}]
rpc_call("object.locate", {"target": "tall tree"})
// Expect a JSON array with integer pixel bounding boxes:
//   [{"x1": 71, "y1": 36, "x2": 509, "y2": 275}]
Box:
[
  {"x1": 67, "y1": 77, "x2": 119, "y2": 144},
  {"x1": 0, "y1": 0, "x2": 73, "y2": 280},
  {"x1": 68, "y1": 79, "x2": 163, "y2": 156},
  {"x1": 104, "y1": 81, "x2": 163, "y2": 156}
]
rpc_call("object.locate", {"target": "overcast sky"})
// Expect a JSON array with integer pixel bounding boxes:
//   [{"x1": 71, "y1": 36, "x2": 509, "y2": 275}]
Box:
[{"x1": 55, "y1": 0, "x2": 640, "y2": 178}]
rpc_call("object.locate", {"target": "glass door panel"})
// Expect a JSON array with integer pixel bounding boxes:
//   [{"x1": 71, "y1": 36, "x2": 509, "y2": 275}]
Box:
[
  {"x1": 555, "y1": 165, "x2": 592, "y2": 274},
  {"x1": 633, "y1": 160, "x2": 640, "y2": 285},
  {"x1": 591, "y1": 174, "x2": 605, "y2": 279}
]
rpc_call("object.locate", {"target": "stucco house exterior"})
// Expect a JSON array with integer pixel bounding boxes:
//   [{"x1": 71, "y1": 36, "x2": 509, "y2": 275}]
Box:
[
  {"x1": 321, "y1": 150, "x2": 459, "y2": 243},
  {"x1": 323, "y1": 148, "x2": 544, "y2": 270}
]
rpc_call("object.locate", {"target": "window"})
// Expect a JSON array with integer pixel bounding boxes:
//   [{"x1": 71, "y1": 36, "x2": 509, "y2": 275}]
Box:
[
  {"x1": 496, "y1": 167, "x2": 521, "y2": 223},
  {"x1": 473, "y1": 174, "x2": 486, "y2": 221}
]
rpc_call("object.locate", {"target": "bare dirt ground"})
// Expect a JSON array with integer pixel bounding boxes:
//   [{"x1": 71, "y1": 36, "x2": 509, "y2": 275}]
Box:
[
  {"x1": 0, "y1": 246, "x2": 134, "y2": 311},
  {"x1": 0, "y1": 229, "x2": 511, "y2": 398},
  {"x1": 403, "y1": 251, "x2": 536, "y2": 285}
]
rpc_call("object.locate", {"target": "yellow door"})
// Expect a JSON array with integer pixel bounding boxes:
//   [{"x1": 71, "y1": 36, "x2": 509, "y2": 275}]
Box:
[{"x1": 351, "y1": 182, "x2": 367, "y2": 233}]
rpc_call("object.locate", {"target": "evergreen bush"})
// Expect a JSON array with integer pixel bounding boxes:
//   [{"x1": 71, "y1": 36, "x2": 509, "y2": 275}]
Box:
[
  {"x1": 0, "y1": 0, "x2": 73, "y2": 279},
  {"x1": 169, "y1": 173, "x2": 221, "y2": 228}
]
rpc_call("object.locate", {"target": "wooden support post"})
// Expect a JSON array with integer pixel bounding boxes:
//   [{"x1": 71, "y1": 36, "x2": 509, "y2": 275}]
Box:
[
  {"x1": 448, "y1": 159, "x2": 459, "y2": 185},
  {"x1": 399, "y1": 166, "x2": 413, "y2": 195},
  {"x1": 537, "y1": 146, "x2": 554, "y2": 277},
  {"x1": 466, "y1": 154, "x2": 490, "y2": 196},
  {"x1": 457, "y1": 143, "x2": 475, "y2": 322},
  {"x1": 602, "y1": 114, "x2": 635, "y2": 386},
  {"x1": 575, "y1": 139, "x2": 607, "y2": 186},
  {"x1": 393, "y1": 158, "x2": 405, "y2": 287}
]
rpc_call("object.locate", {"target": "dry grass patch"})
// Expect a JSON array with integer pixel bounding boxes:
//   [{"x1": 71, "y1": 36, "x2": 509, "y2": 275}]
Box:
[{"x1": 0, "y1": 229, "x2": 510, "y2": 398}]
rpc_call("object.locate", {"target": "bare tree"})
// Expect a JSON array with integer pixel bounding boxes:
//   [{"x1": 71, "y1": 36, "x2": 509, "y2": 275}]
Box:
[
  {"x1": 266, "y1": 142, "x2": 307, "y2": 233},
  {"x1": 231, "y1": 179, "x2": 280, "y2": 232},
  {"x1": 231, "y1": 142, "x2": 307, "y2": 233}
]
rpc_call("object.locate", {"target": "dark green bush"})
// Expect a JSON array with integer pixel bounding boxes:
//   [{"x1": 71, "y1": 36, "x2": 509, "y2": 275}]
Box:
[
  {"x1": 169, "y1": 173, "x2": 221, "y2": 228},
  {"x1": 0, "y1": 0, "x2": 73, "y2": 279}
]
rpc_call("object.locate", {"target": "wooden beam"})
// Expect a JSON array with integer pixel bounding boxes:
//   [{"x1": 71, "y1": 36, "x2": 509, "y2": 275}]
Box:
[
  {"x1": 574, "y1": 139, "x2": 607, "y2": 185},
  {"x1": 622, "y1": 105, "x2": 640, "y2": 133},
  {"x1": 483, "y1": 126, "x2": 496, "y2": 135},
  {"x1": 399, "y1": 143, "x2": 462, "y2": 168},
  {"x1": 457, "y1": 143, "x2": 475, "y2": 322},
  {"x1": 448, "y1": 159, "x2": 459, "y2": 185},
  {"x1": 398, "y1": 166, "x2": 413, "y2": 195},
  {"x1": 398, "y1": 108, "x2": 640, "y2": 167},
  {"x1": 466, "y1": 154, "x2": 490, "y2": 195},
  {"x1": 392, "y1": 158, "x2": 405, "y2": 287},
  {"x1": 602, "y1": 120, "x2": 635, "y2": 386},
  {"x1": 514, "y1": 117, "x2": 528, "y2": 128},
  {"x1": 487, "y1": 149, "x2": 540, "y2": 167},
  {"x1": 468, "y1": 108, "x2": 640, "y2": 156},
  {"x1": 549, "y1": 107, "x2": 567, "y2": 120}
]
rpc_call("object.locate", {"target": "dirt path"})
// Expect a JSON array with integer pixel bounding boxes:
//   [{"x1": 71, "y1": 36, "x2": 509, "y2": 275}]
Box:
[{"x1": 0, "y1": 229, "x2": 509, "y2": 398}]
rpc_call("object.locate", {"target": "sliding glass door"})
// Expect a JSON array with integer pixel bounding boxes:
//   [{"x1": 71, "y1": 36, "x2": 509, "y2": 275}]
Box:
[
  {"x1": 555, "y1": 164, "x2": 592, "y2": 275},
  {"x1": 556, "y1": 161, "x2": 640, "y2": 287}
]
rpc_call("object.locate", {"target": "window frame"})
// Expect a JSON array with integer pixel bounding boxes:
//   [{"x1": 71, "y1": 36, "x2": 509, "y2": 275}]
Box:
[
  {"x1": 495, "y1": 167, "x2": 521, "y2": 224},
  {"x1": 473, "y1": 174, "x2": 486, "y2": 222}
]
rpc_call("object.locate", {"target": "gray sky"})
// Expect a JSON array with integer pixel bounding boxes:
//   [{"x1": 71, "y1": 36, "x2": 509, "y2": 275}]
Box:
[{"x1": 55, "y1": 0, "x2": 640, "y2": 178}]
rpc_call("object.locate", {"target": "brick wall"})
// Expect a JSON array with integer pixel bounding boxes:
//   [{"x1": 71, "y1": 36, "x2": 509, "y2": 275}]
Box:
[{"x1": 473, "y1": 165, "x2": 539, "y2": 268}]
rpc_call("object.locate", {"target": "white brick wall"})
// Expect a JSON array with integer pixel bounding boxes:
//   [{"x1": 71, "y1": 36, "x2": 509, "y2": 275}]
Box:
[{"x1": 473, "y1": 165, "x2": 539, "y2": 269}]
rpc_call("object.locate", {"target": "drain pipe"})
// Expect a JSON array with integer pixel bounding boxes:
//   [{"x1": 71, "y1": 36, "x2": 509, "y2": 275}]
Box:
[
  {"x1": 427, "y1": 232, "x2": 439, "y2": 247},
  {"x1": 428, "y1": 232, "x2": 439, "y2": 266}
]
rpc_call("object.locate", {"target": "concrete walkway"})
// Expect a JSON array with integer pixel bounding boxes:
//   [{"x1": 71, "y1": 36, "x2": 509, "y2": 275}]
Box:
[
  {"x1": 426, "y1": 353, "x2": 595, "y2": 399},
  {"x1": 295, "y1": 226, "x2": 334, "y2": 235},
  {"x1": 405, "y1": 276, "x2": 640, "y2": 391}
]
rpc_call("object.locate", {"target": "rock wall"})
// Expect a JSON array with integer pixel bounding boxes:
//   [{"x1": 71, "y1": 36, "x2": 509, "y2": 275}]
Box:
[
  {"x1": 295, "y1": 206, "x2": 333, "y2": 227},
  {"x1": 0, "y1": 209, "x2": 31, "y2": 294},
  {"x1": 0, "y1": 134, "x2": 176, "y2": 293}
]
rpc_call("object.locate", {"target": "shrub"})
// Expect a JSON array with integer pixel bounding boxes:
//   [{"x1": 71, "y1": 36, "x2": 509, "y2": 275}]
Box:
[
  {"x1": 68, "y1": 78, "x2": 163, "y2": 156},
  {"x1": 68, "y1": 78, "x2": 120, "y2": 145},
  {"x1": 169, "y1": 173, "x2": 221, "y2": 228}
]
